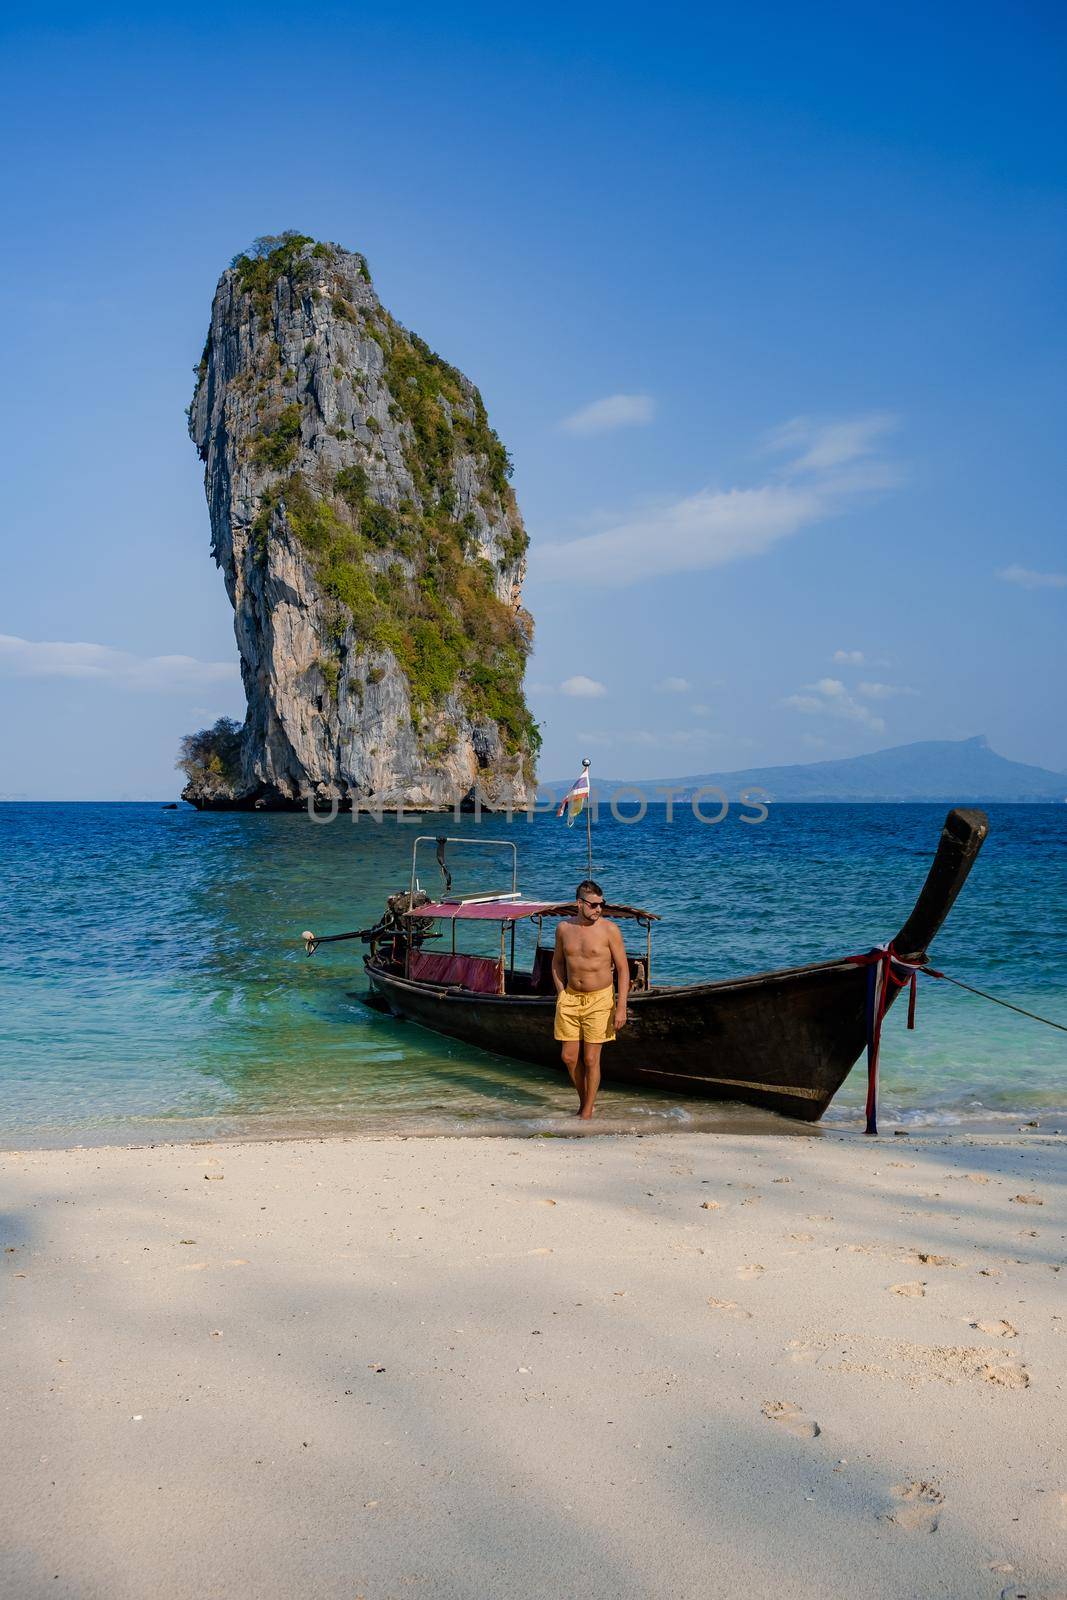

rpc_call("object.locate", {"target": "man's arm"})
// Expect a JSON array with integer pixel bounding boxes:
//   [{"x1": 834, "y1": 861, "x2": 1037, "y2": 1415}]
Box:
[
  {"x1": 551, "y1": 924, "x2": 568, "y2": 995},
  {"x1": 608, "y1": 922, "x2": 630, "y2": 1027}
]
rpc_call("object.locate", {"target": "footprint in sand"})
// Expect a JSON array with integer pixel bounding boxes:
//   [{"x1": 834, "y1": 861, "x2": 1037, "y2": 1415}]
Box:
[
  {"x1": 790, "y1": 1232, "x2": 815, "y2": 1243},
  {"x1": 761, "y1": 1400, "x2": 820, "y2": 1438},
  {"x1": 885, "y1": 1480, "x2": 944, "y2": 1532},
  {"x1": 969, "y1": 1319, "x2": 1018, "y2": 1338},
  {"x1": 980, "y1": 1360, "x2": 1029, "y2": 1389},
  {"x1": 891, "y1": 1281, "x2": 926, "y2": 1297},
  {"x1": 707, "y1": 1297, "x2": 752, "y2": 1319},
  {"x1": 912, "y1": 1251, "x2": 956, "y2": 1267},
  {"x1": 888, "y1": 1160, "x2": 915, "y2": 1168},
  {"x1": 737, "y1": 1264, "x2": 765, "y2": 1280},
  {"x1": 1011, "y1": 1193, "x2": 1044, "y2": 1206}
]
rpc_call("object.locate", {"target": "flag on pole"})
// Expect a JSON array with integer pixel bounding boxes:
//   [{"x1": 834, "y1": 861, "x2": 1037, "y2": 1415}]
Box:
[{"x1": 557, "y1": 760, "x2": 591, "y2": 827}]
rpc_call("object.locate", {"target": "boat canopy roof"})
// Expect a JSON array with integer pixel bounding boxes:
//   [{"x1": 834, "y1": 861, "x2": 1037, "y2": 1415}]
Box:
[
  {"x1": 407, "y1": 899, "x2": 555, "y2": 922},
  {"x1": 406, "y1": 899, "x2": 659, "y2": 924}
]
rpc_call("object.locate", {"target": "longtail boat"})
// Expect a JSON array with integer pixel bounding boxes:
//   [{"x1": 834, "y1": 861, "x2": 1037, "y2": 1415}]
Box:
[{"x1": 303, "y1": 808, "x2": 989, "y2": 1125}]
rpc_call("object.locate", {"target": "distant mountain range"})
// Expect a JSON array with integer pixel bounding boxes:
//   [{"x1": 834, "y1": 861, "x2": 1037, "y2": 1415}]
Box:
[{"x1": 547, "y1": 737, "x2": 1067, "y2": 804}]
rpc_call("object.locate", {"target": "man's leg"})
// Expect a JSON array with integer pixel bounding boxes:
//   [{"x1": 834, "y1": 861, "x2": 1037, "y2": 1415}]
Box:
[
  {"x1": 578, "y1": 1042, "x2": 602, "y2": 1119},
  {"x1": 561, "y1": 1041, "x2": 584, "y2": 1109}
]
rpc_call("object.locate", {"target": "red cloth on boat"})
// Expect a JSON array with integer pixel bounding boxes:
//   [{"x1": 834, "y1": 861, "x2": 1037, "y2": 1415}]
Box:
[{"x1": 408, "y1": 950, "x2": 503, "y2": 993}]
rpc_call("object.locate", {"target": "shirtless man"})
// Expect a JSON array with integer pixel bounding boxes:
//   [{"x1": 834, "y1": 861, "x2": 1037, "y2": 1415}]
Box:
[{"x1": 551, "y1": 879, "x2": 629, "y2": 1119}]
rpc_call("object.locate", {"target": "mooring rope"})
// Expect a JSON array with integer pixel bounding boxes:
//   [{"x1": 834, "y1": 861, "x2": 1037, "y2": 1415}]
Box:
[
  {"x1": 846, "y1": 946, "x2": 1066, "y2": 1137},
  {"x1": 920, "y1": 966, "x2": 1067, "y2": 1033}
]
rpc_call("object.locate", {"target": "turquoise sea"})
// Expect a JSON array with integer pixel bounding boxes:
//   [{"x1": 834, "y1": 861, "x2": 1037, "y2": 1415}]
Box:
[{"x1": 1, "y1": 802, "x2": 1064, "y2": 1148}]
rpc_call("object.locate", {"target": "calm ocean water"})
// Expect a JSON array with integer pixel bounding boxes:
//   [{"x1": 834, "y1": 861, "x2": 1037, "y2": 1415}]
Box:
[{"x1": 1, "y1": 802, "x2": 1064, "y2": 1147}]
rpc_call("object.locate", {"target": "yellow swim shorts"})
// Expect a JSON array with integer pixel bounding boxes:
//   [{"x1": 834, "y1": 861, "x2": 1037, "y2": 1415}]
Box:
[{"x1": 554, "y1": 984, "x2": 616, "y2": 1044}]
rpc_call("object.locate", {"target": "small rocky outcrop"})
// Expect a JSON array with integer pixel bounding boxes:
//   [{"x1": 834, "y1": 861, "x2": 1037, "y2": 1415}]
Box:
[{"x1": 182, "y1": 232, "x2": 537, "y2": 810}]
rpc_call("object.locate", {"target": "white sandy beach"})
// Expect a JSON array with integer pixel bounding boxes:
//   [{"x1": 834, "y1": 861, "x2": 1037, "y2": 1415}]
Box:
[{"x1": 1, "y1": 1129, "x2": 1064, "y2": 1600}]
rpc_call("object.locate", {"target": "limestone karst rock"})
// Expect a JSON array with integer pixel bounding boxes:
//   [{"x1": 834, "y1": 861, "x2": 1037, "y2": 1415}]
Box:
[{"x1": 182, "y1": 232, "x2": 537, "y2": 810}]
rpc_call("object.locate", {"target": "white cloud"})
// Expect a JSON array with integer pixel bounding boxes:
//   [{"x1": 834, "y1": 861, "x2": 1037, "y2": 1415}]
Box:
[
  {"x1": 809, "y1": 677, "x2": 864, "y2": 707},
  {"x1": 560, "y1": 394, "x2": 656, "y2": 436},
  {"x1": 560, "y1": 675, "x2": 607, "y2": 698},
  {"x1": 538, "y1": 482, "x2": 824, "y2": 586},
  {"x1": 535, "y1": 412, "x2": 900, "y2": 587},
  {"x1": 765, "y1": 413, "x2": 898, "y2": 473},
  {"x1": 832, "y1": 649, "x2": 865, "y2": 664},
  {"x1": 996, "y1": 565, "x2": 1067, "y2": 590},
  {"x1": 857, "y1": 681, "x2": 919, "y2": 700},
  {"x1": 529, "y1": 676, "x2": 610, "y2": 698},
  {"x1": 690, "y1": 703, "x2": 712, "y2": 717},
  {"x1": 0, "y1": 634, "x2": 240, "y2": 691},
  {"x1": 782, "y1": 676, "x2": 886, "y2": 733},
  {"x1": 657, "y1": 676, "x2": 691, "y2": 694}
]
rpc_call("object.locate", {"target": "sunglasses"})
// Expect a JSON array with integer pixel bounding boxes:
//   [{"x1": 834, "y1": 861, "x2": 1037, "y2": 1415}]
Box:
[{"x1": 580, "y1": 898, "x2": 605, "y2": 909}]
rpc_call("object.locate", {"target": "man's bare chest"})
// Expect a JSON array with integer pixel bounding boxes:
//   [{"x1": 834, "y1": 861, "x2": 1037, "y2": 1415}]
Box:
[{"x1": 561, "y1": 925, "x2": 610, "y2": 960}]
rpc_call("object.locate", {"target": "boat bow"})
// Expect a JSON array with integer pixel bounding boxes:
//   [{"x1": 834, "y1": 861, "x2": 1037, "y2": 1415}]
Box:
[{"x1": 893, "y1": 807, "x2": 989, "y2": 961}]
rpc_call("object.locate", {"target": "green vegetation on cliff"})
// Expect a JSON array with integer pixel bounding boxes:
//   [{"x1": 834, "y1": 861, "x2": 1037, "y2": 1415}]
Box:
[
  {"x1": 177, "y1": 717, "x2": 243, "y2": 787},
  {"x1": 232, "y1": 232, "x2": 372, "y2": 320},
  {"x1": 379, "y1": 317, "x2": 513, "y2": 501},
  {"x1": 252, "y1": 402, "x2": 302, "y2": 469},
  {"x1": 273, "y1": 472, "x2": 537, "y2": 756}
]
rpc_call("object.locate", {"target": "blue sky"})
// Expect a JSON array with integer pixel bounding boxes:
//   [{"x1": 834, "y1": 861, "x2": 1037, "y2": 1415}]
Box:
[{"x1": 1, "y1": 1, "x2": 1064, "y2": 797}]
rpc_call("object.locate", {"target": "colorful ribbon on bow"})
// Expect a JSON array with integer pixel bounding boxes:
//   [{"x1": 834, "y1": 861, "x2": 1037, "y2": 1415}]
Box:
[{"x1": 845, "y1": 944, "x2": 926, "y2": 1136}]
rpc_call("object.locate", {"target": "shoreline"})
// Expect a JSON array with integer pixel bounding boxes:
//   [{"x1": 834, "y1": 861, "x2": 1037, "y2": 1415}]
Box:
[
  {"x1": 3, "y1": 1129, "x2": 1064, "y2": 1598},
  {"x1": 2, "y1": 1107, "x2": 1063, "y2": 1156}
]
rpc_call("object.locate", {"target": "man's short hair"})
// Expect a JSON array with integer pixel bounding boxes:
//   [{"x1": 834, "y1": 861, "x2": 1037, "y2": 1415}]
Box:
[{"x1": 576, "y1": 879, "x2": 603, "y2": 900}]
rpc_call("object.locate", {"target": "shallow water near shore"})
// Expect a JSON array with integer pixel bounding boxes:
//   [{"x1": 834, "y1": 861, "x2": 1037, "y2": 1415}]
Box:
[{"x1": 1, "y1": 802, "x2": 1064, "y2": 1149}]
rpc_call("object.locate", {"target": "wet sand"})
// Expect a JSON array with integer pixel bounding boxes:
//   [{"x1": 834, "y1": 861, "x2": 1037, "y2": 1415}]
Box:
[{"x1": 2, "y1": 1130, "x2": 1064, "y2": 1599}]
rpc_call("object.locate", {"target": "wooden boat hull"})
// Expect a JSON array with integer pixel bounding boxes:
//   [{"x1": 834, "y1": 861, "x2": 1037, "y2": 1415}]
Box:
[
  {"x1": 362, "y1": 807, "x2": 990, "y2": 1122},
  {"x1": 365, "y1": 956, "x2": 872, "y2": 1120}
]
